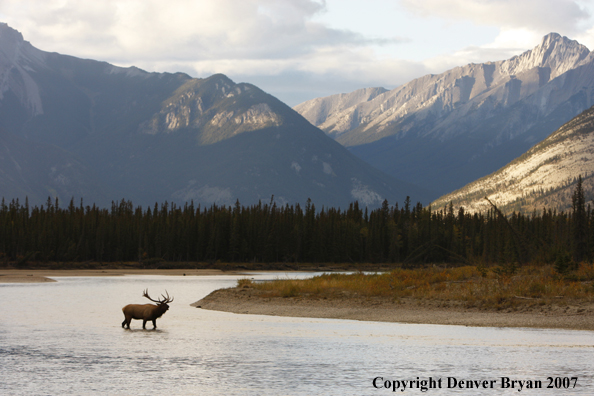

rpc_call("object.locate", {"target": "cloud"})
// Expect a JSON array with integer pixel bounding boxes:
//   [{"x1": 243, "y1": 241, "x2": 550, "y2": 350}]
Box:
[
  {"x1": 575, "y1": 25, "x2": 594, "y2": 51},
  {"x1": 400, "y1": 0, "x2": 590, "y2": 35},
  {"x1": 0, "y1": 0, "x2": 399, "y2": 63},
  {"x1": 136, "y1": 45, "x2": 427, "y2": 105},
  {"x1": 422, "y1": 28, "x2": 545, "y2": 73},
  {"x1": 0, "y1": 0, "x2": 414, "y2": 105},
  {"x1": 397, "y1": 1, "x2": 591, "y2": 74},
  {"x1": 1, "y1": 0, "x2": 592, "y2": 106}
]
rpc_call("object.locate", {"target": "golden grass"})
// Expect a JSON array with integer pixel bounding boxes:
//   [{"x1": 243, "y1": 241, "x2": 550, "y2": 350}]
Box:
[{"x1": 237, "y1": 264, "x2": 594, "y2": 309}]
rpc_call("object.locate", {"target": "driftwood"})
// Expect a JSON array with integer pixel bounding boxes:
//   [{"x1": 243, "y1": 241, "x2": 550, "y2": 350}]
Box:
[{"x1": 514, "y1": 295, "x2": 565, "y2": 300}]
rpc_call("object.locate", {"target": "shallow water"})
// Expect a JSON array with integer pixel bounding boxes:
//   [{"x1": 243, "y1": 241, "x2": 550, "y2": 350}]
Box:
[{"x1": 1, "y1": 273, "x2": 593, "y2": 395}]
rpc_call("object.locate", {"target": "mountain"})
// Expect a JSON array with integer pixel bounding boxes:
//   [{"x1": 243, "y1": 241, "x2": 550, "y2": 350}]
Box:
[
  {"x1": 0, "y1": 128, "x2": 116, "y2": 205},
  {"x1": 432, "y1": 104, "x2": 594, "y2": 214},
  {"x1": 0, "y1": 23, "x2": 431, "y2": 208},
  {"x1": 294, "y1": 87, "x2": 388, "y2": 138},
  {"x1": 295, "y1": 33, "x2": 594, "y2": 198}
]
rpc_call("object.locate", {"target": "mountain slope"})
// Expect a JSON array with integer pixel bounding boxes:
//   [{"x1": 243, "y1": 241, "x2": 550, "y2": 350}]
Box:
[
  {"x1": 75, "y1": 73, "x2": 431, "y2": 208},
  {"x1": 294, "y1": 87, "x2": 388, "y2": 138},
  {"x1": 432, "y1": 105, "x2": 594, "y2": 214},
  {"x1": 0, "y1": 23, "x2": 431, "y2": 208},
  {"x1": 0, "y1": 128, "x2": 117, "y2": 206},
  {"x1": 295, "y1": 33, "x2": 594, "y2": 196}
]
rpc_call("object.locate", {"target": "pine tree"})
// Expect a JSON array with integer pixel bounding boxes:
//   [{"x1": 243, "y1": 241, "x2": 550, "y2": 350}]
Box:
[{"x1": 572, "y1": 175, "x2": 587, "y2": 263}]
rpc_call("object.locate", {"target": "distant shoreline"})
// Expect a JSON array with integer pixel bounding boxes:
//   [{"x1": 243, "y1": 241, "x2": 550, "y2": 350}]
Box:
[
  {"x1": 0, "y1": 268, "x2": 247, "y2": 283},
  {"x1": 193, "y1": 287, "x2": 594, "y2": 331},
  {"x1": 0, "y1": 262, "x2": 391, "y2": 284}
]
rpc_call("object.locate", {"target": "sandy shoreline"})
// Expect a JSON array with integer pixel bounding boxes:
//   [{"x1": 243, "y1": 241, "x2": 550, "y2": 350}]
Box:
[
  {"x1": 192, "y1": 287, "x2": 594, "y2": 331},
  {"x1": 0, "y1": 268, "x2": 244, "y2": 283}
]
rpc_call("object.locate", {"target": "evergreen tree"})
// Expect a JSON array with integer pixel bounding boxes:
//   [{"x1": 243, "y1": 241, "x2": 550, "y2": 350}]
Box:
[{"x1": 572, "y1": 175, "x2": 587, "y2": 263}]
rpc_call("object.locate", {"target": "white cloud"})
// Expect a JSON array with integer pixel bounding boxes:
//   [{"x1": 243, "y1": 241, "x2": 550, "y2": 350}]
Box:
[
  {"x1": 0, "y1": 0, "x2": 419, "y2": 104},
  {"x1": 422, "y1": 28, "x2": 545, "y2": 73},
  {"x1": 399, "y1": 0, "x2": 592, "y2": 75},
  {"x1": 575, "y1": 25, "x2": 594, "y2": 51},
  {"x1": 1, "y1": 0, "x2": 396, "y2": 62},
  {"x1": 400, "y1": 0, "x2": 590, "y2": 34},
  {"x1": 1, "y1": 0, "x2": 594, "y2": 105}
]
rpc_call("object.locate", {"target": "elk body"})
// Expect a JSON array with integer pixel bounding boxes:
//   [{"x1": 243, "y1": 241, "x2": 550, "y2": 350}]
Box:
[{"x1": 122, "y1": 289, "x2": 173, "y2": 329}]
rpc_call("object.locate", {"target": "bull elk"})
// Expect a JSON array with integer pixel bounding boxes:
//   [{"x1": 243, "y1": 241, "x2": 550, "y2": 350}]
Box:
[{"x1": 121, "y1": 289, "x2": 174, "y2": 329}]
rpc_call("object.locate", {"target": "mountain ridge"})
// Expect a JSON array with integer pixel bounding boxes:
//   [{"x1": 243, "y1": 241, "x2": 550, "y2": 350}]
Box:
[
  {"x1": 0, "y1": 23, "x2": 431, "y2": 209},
  {"x1": 295, "y1": 32, "x2": 594, "y2": 197}
]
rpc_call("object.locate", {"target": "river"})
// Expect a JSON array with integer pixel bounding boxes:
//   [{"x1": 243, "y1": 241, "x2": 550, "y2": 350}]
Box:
[{"x1": 1, "y1": 273, "x2": 593, "y2": 395}]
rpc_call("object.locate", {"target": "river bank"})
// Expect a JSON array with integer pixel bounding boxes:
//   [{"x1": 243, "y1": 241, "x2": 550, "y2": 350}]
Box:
[{"x1": 193, "y1": 286, "x2": 594, "y2": 330}]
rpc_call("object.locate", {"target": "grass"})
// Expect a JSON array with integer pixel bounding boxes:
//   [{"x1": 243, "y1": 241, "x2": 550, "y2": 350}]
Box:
[{"x1": 237, "y1": 264, "x2": 594, "y2": 310}]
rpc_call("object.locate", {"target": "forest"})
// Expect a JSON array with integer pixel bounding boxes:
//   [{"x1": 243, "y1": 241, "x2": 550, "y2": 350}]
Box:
[{"x1": 0, "y1": 178, "x2": 591, "y2": 269}]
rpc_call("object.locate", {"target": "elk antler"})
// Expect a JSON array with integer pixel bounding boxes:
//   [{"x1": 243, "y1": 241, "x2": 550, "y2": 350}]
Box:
[
  {"x1": 142, "y1": 289, "x2": 173, "y2": 304},
  {"x1": 142, "y1": 289, "x2": 160, "y2": 303},
  {"x1": 160, "y1": 290, "x2": 174, "y2": 304}
]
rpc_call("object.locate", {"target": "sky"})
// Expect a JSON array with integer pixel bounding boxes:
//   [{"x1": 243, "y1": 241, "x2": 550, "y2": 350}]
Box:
[{"x1": 1, "y1": 0, "x2": 594, "y2": 106}]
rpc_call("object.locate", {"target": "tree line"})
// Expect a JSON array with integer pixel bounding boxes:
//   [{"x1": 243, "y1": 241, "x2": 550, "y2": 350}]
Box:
[{"x1": 0, "y1": 178, "x2": 590, "y2": 266}]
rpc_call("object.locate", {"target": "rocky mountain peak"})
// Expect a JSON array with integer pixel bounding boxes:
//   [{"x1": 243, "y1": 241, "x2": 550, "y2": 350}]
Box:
[
  {"x1": 137, "y1": 74, "x2": 285, "y2": 145},
  {"x1": 501, "y1": 32, "x2": 590, "y2": 80},
  {"x1": 541, "y1": 32, "x2": 562, "y2": 45},
  {"x1": 0, "y1": 23, "x2": 42, "y2": 64},
  {"x1": 294, "y1": 87, "x2": 388, "y2": 132},
  {"x1": 0, "y1": 23, "x2": 44, "y2": 116},
  {"x1": 295, "y1": 32, "x2": 594, "y2": 198},
  {"x1": 0, "y1": 23, "x2": 24, "y2": 45}
]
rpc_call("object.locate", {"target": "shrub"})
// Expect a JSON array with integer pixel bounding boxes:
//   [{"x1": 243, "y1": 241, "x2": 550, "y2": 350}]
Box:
[{"x1": 237, "y1": 278, "x2": 253, "y2": 288}]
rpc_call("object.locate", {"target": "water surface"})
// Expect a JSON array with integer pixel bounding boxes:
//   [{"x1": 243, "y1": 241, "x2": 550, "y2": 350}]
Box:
[{"x1": 1, "y1": 273, "x2": 593, "y2": 395}]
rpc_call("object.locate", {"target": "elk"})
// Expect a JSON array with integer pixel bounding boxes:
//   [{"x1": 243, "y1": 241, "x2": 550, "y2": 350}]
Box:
[{"x1": 122, "y1": 289, "x2": 174, "y2": 329}]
